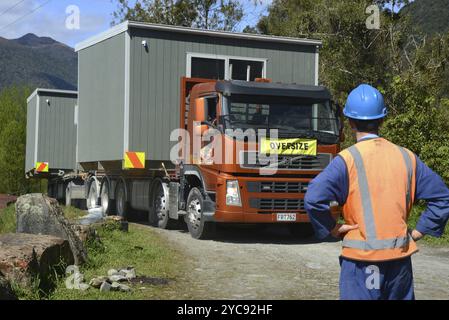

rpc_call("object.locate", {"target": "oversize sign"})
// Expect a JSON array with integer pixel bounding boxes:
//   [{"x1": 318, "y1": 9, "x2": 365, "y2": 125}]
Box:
[{"x1": 260, "y1": 138, "x2": 317, "y2": 156}]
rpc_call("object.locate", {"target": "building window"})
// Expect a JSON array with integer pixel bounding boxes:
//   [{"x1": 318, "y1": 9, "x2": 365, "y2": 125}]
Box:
[
  {"x1": 229, "y1": 59, "x2": 264, "y2": 81},
  {"x1": 187, "y1": 53, "x2": 266, "y2": 81},
  {"x1": 191, "y1": 57, "x2": 225, "y2": 80}
]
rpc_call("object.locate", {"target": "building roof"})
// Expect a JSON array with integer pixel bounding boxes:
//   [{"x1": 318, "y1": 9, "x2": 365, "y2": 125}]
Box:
[
  {"x1": 27, "y1": 89, "x2": 78, "y2": 104},
  {"x1": 215, "y1": 80, "x2": 331, "y2": 100},
  {"x1": 75, "y1": 21, "x2": 323, "y2": 52}
]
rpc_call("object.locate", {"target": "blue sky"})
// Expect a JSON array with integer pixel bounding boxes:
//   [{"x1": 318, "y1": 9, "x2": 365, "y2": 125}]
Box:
[{"x1": 0, "y1": 0, "x2": 271, "y2": 47}]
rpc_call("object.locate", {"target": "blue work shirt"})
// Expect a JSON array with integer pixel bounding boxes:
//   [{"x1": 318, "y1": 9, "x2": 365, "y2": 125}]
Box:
[{"x1": 304, "y1": 135, "x2": 449, "y2": 240}]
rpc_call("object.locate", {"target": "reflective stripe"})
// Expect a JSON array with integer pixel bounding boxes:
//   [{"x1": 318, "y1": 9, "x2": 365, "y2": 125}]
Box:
[
  {"x1": 342, "y1": 235, "x2": 411, "y2": 250},
  {"x1": 397, "y1": 147, "x2": 413, "y2": 211},
  {"x1": 348, "y1": 146, "x2": 377, "y2": 240}
]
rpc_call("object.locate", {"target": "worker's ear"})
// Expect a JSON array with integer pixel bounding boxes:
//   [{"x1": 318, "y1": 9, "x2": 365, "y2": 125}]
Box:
[{"x1": 348, "y1": 119, "x2": 357, "y2": 131}]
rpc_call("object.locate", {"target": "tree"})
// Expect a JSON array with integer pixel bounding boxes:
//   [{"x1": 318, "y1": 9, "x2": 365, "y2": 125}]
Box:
[
  {"x1": 112, "y1": 0, "x2": 244, "y2": 31},
  {"x1": 256, "y1": 0, "x2": 449, "y2": 183},
  {"x1": 256, "y1": 0, "x2": 406, "y2": 101},
  {"x1": 0, "y1": 87, "x2": 41, "y2": 194}
]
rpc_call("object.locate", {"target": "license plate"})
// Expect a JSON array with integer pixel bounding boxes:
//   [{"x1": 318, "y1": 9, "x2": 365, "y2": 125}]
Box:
[{"x1": 276, "y1": 213, "x2": 297, "y2": 222}]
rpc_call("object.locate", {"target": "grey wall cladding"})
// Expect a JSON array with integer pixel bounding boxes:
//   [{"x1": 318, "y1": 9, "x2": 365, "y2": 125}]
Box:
[
  {"x1": 25, "y1": 91, "x2": 77, "y2": 173},
  {"x1": 25, "y1": 95, "x2": 37, "y2": 173},
  {"x1": 77, "y1": 32, "x2": 126, "y2": 162},
  {"x1": 128, "y1": 28, "x2": 317, "y2": 161}
]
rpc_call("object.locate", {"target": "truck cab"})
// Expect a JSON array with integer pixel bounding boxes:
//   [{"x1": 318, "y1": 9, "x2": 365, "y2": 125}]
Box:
[{"x1": 174, "y1": 78, "x2": 343, "y2": 239}]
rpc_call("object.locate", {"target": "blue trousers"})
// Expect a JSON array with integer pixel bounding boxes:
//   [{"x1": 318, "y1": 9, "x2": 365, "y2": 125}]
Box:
[{"x1": 339, "y1": 256, "x2": 415, "y2": 300}]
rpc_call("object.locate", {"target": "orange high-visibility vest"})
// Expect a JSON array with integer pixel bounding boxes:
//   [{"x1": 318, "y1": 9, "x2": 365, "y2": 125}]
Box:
[{"x1": 338, "y1": 138, "x2": 418, "y2": 262}]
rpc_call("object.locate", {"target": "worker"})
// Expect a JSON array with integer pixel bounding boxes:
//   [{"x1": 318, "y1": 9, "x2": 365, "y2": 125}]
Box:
[{"x1": 304, "y1": 84, "x2": 449, "y2": 300}]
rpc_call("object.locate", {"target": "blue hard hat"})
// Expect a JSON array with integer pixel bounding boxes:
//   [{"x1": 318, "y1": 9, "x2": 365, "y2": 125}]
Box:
[{"x1": 343, "y1": 84, "x2": 387, "y2": 120}]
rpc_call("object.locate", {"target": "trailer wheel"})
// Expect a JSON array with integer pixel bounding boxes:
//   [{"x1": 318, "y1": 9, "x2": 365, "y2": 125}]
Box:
[
  {"x1": 185, "y1": 187, "x2": 215, "y2": 240},
  {"x1": 100, "y1": 179, "x2": 115, "y2": 215},
  {"x1": 115, "y1": 181, "x2": 129, "y2": 218},
  {"x1": 288, "y1": 223, "x2": 315, "y2": 239},
  {"x1": 149, "y1": 179, "x2": 176, "y2": 229},
  {"x1": 87, "y1": 181, "x2": 99, "y2": 209}
]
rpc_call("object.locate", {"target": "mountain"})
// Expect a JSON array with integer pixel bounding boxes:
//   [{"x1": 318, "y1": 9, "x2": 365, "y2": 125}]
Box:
[
  {"x1": 400, "y1": 0, "x2": 449, "y2": 35},
  {"x1": 0, "y1": 34, "x2": 77, "y2": 91}
]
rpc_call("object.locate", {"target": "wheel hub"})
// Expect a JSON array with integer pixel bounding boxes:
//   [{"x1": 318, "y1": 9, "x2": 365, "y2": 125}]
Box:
[
  {"x1": 101, "y1": 185, "x2": 109, "y2": 212},
  {"x1": 187, "y1": 199, "x2": 201, "y2": 230},
  {"x1": 154, "y1": 185, "x2": 167, "y2": 221}
]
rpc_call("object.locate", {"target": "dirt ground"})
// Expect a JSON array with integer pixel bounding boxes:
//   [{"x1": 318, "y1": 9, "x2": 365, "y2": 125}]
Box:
[{"x1": 145, "y1": 224, "x2": 449, "y2": 300}]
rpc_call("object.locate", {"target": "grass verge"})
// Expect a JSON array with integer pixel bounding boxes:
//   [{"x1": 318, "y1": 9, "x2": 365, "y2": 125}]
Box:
[
  {"x1": 0, "y1": 205, "x2": 16, "y2": 233},
  {"x1": 1, "y1": 205, "x2": 184, "y2": 299},
  {"x1": 49, "y1": 223, "x2": 184, "y2": 300}
]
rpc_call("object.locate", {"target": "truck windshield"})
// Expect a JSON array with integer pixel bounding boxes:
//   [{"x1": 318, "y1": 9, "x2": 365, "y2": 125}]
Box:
[{"x1": 222, "y1": 95, "x2": 339, "y2": 142}]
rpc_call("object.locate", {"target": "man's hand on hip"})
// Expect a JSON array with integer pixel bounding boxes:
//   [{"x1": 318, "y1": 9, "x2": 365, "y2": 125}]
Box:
[
  {"x1": 331, "y1": 223, "x2": 359, "y2": 239},
  {"x1": 411, "y1": 229, "x2": 424, "y2": 241}
]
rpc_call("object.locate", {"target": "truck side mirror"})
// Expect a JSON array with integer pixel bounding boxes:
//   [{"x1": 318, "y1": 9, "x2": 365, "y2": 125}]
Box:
[{"x1": 194, "y1": 122, "x2": 209, "y2": 137}]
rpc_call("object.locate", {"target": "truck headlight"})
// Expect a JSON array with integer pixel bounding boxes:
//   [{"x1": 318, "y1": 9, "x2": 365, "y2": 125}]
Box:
[{"x1": 226, "y1": 180, "x2": 241, "y2": 206}]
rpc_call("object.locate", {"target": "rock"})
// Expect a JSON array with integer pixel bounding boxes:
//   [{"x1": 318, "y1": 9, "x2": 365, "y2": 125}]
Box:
[
  {"x1": 119, "y1": 267, "x2": 136, "y2": 280},
  {"x1": 102, "y1": 216, "x2": 129, "y2": 232},
  {"x1": 71, "y1": 224, "x2": 99, "y2": 244},
  {"x1": 78, "y1": 283, "x2": 90, "y2": 291},
  {"x1": 110, "y1": 282, "x2": 120, "y2": 291},
  {"x1": 89, "y1": 276, "x2": 109, "y2": 289},
  {"x1": 0, "y1": 274, "x2": 17, "y2": 300},
  {"x1": 15, "y1": 194, "x2": 88, "y2": 265},
  {"x1": 110, "y1": 282, "x2": 131, "y2": 292},
  {"x1": 107, "y1": 269, "x2": 118, "y2": 276},
  {"x1": 99, "y1": 281, "x2": 111, "y2": 292},
  {"x1": 118, "y1": 283, "x2": 131, "y2": 292},
  {"x1": 0, "y1": 233, "x2": 73, "y2": 291},
  {"x1": 109, "y1": 274, "x2": 128, "y2": 282}
]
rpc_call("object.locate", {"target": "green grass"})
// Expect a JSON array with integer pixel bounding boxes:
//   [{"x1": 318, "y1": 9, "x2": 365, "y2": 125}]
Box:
[
  {"x1": 1, "y1": 204, "x2": 185, "y2": 299},
  {"x1": 62, "y1": 206, "x2": 87, "y2": 220},
  {"x1": 49, "y1": 223, "x2": 184, "y2": 300},
  {"x1": 0, "y1": 205, "x2": 16, "y2": 233}
]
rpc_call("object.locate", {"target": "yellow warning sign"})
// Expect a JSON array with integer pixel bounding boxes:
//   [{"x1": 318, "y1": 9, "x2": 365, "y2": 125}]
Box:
[
  {"x1": 35, "y1": 162, "x2": 49, "y2": 173},
  {"x1": 260, "y1": 138, "x2": 317, "y2": 156},
  {"x1": 124, "y1": 152, "x2": 145, "y2": 169}
]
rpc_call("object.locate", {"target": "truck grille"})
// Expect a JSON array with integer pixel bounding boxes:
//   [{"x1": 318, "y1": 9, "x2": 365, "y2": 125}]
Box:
[
  {"x1": 240, "y1": 152, "x2": 332, "y2": 170},
  {"x1": 247, "y1": 181, "x2": 308, "y2": 193},
  {"x1": 249, "y1": 198, "x2": 305, "y2": 211}
]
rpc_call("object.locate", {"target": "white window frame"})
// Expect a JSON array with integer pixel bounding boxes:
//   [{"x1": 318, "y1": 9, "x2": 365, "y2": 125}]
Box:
[{"x1": 186, "y1": 52, "x2": 267, "y2": 81}]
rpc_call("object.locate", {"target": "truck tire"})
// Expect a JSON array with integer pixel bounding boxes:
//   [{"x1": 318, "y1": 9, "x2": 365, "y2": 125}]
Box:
[
  {"x1": 184, "y1": 187, "x2": 215, "y2": 240},
  {"x1": 87, "y1": 181, "x2": 99, "y2": 209},
  {"x1": 115, "y1": 181, "x2": 129, "y2": 218},
  {"x1": 149, "y1": 179, "x2": 177, "y2": 229},
  {"x1": 288, "y1": 223, "x2": 315, "y2": 239},
  {"x1": 100, "y1": 179, "x2": 115, "y2": 215}
]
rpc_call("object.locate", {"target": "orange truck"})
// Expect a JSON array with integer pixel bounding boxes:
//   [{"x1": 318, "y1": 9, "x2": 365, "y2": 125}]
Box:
[
  {"x1": 27, "y1": 22, "x2": 343, "y2": 239},
  {"x1": 168, "y1": 77, "x2": 343, "y2": 238}
]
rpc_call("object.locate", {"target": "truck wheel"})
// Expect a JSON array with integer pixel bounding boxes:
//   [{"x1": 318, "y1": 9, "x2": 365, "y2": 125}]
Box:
[
  {"x1": 149, "y1": 179, "x2": 176, "y2": 229},
  {"x1": 65, "y1": 185, "x2": 72, "y2": 207},
  {"x1": 87, "y1": 181, "x2": 99, "y2": 209},
  {"x1": 115, "y1": 181, "x2": 129, "y2": 218},
  {"x1": 288, "y1": 223, "x2": 315, "y2": 239},
  {"x1": 185, "y1": 187, "x2": 215, "y2": 240},
  {"x1": 100, "y1": 179, "x2": 115, "y2": 215}
]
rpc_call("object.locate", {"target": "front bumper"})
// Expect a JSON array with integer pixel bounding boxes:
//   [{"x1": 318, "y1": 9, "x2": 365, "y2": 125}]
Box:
[{"x1": 211, "y1": 175, "x2": 341, "y2": 223}]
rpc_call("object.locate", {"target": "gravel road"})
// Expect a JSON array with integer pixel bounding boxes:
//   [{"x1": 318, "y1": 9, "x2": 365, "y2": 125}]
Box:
[{"x1": 146, "y1": 224, "x2": 449, "y2": 300}]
